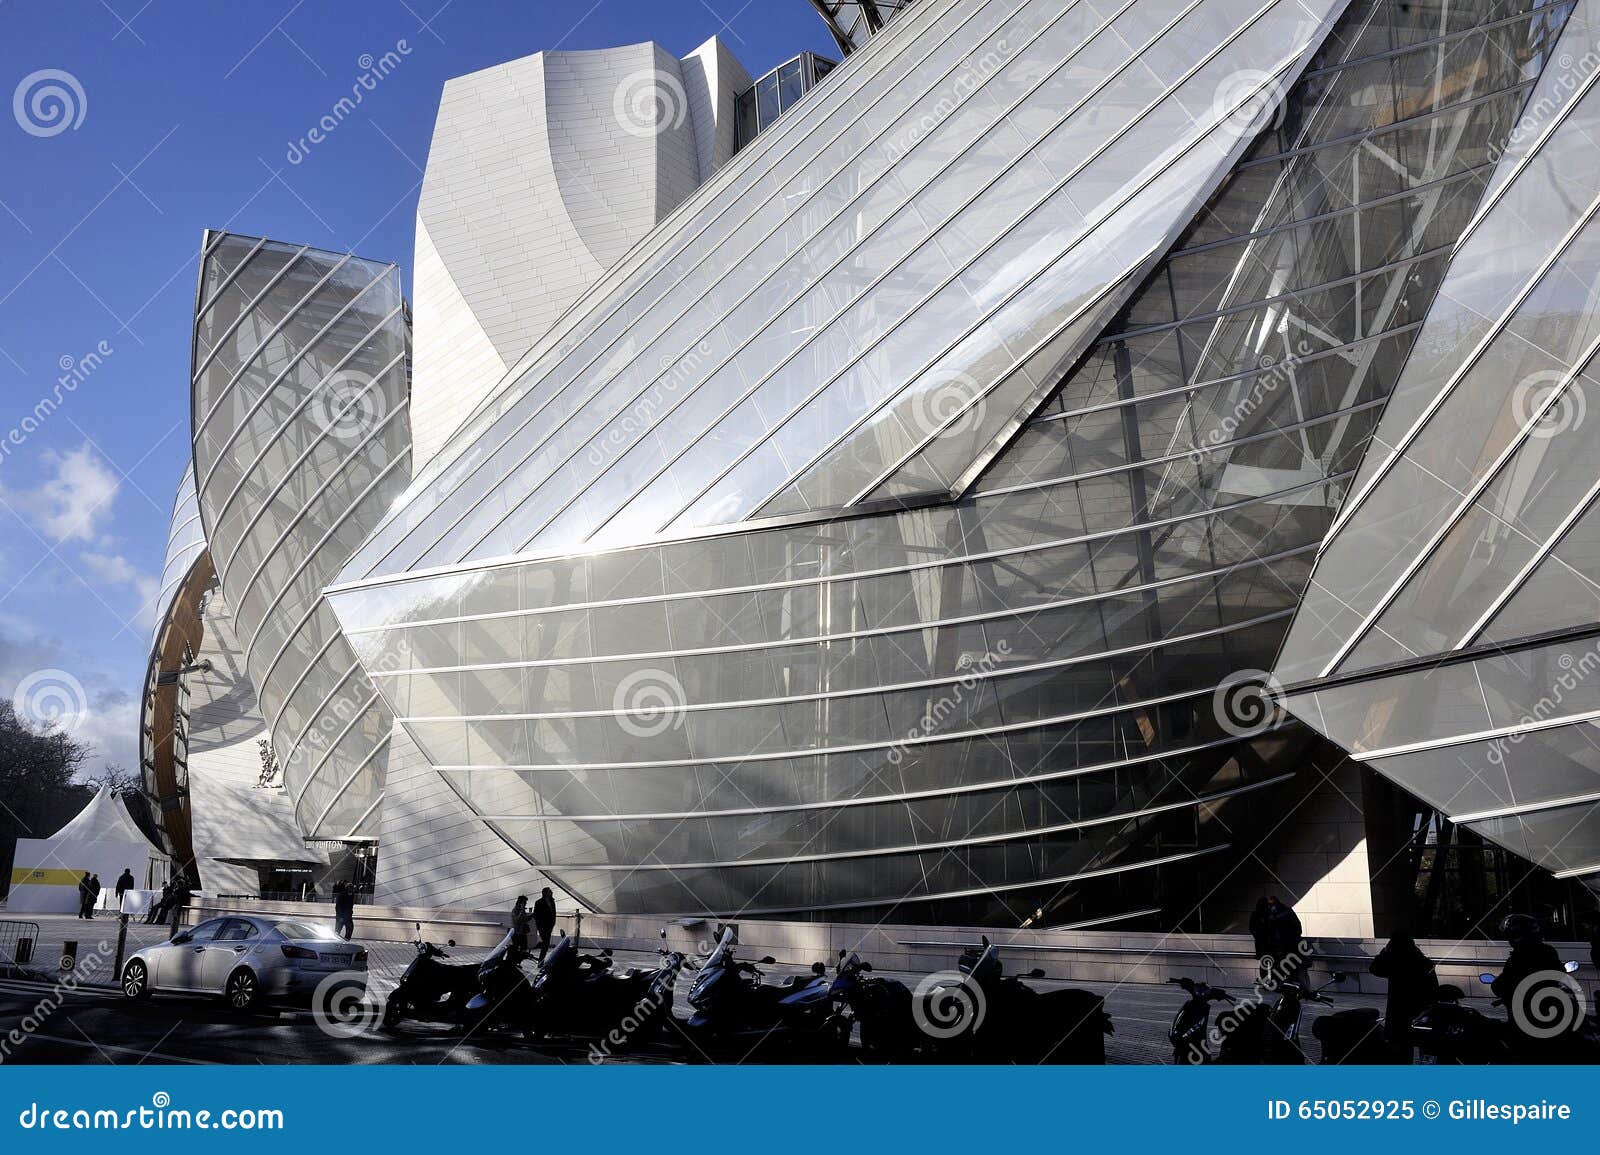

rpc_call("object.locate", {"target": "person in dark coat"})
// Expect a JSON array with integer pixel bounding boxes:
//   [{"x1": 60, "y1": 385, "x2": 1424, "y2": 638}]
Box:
[
  {"x1": 1263, "y1": 895, "x2": 1305, "y2": 985},
  {"x1": 76, "y1": 872, "x2": 93, "y2": 919},
  {"x1": 509, "y1": 895, "x2": 532, "y2": 958},
  {"x1": 167, "y1": 879, "x2": 192, "y2": 935},
  {"x1": 145, "y1": 881, "x2": 172, "y2": 924},
  {"x1": 1369, "y1": 933, "x2": 1437, "y2": 1055},
  {"x1": 1492, "y1": 913, "x2": 1574, "y2": 1057},
  {"x1": 333, "y1": 881, "x2": 356, "y2": 941},
  {"x1": 114, "y1": 868, "x2": 136, "y2": 908},
  {"x1": 532, "y1": 887, "x2": 557, "y2": 965},
  {"x1": 1248, "y1": 898, "x2": 1272, "y2": 979},
  {"x1": 85, "y1": 873, "x2": 101, "y2": 918}
]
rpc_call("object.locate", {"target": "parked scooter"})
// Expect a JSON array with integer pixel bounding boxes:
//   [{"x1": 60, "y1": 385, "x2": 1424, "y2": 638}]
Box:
[
  {"x1": 1410, "y1": 983, "x2": 1509, "y2": 1064},
  {"x1": 527, "y1": 929, "x2": 686, "y2": 1045},
  {"x1": 463, "y1": 928, "x2": 537, "y2": 1037},
  {"x1": 382, "y1": 925, "x2": 470, "y2": 1028},
  {"x1": 936, "y1": 937, "x2": 1113, "y2": 1063},
  {"x1": 1166, "y1": 976, "x2": 1235, "y2": 1064},
  {"x1": 1216, "y1": 972, "x2": 1346, "y2": 1064},
  {"x1": 684, "y1": 928, "x2": 841, "y2": 1055}
]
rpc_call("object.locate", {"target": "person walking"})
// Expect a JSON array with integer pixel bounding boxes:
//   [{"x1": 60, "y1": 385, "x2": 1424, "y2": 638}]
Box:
[
  {"x1": 76, "y1": 871, "x2": 93, "y2": 919},
  {"x1": 85, "y1": 873, "x2": 101, "y2": 919},
  {"x1": 1369, "y1": 933, "x2": 1437, "y2": 1058},
  {"x1": 333, "y1": 881, "x2": 356, "y2": 941},
  {"x1": 532, "y1": 887, "x2": 557, "y2": 965},
  {"x1": 114, "y1": 868, "x2": 135, "y2": 908}
]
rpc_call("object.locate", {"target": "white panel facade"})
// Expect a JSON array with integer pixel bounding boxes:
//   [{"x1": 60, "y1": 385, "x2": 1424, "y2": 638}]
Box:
[{"x1": 408, "y1": 37, "x2": 753, "y2": 467}]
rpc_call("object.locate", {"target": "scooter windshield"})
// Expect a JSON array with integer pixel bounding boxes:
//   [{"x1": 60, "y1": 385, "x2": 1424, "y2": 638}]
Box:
[
  {"x1": 542, "y1": 934, "x2": 573, "y2": 969},
  {"x1": 482, "y1": 927, "x2": 517, "y2": 966},
  {"x1": 703, "y1": 927, "x2": 736, "y2": 970}
]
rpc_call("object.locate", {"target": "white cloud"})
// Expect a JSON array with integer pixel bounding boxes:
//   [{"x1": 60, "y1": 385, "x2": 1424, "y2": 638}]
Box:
[
  {"x1": 4, "y1": 442, "x2": 121, "y2": 543},
  {"x1": 81, "y1": 551, "x2": 162, "y2": 632}
]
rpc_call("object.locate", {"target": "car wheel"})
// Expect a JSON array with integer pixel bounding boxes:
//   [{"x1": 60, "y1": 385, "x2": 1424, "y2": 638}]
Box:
[
  {"x1": 121, "y1": 959, "x2": 151, "y2": 1001},
  {"x1": 224, "y1": 967, "x2": 259, "y2": 1012}
]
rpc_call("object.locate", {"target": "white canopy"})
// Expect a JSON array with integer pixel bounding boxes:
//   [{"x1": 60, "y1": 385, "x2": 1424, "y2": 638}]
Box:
[{"x1": 6, "y1": 785, "x2": 171, "y2": 913}]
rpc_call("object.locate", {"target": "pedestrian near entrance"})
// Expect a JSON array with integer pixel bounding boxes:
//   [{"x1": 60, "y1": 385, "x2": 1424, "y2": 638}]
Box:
[
  {"x1": 1369, "y1": 933, "x2": 1437, "y2": 1056},
  {"x1": 510, "y1": 895, "x2": 532, "y2": 957},
  {"x1": 333, "y1": 881, "x2": 355, "y2": 941},
  {"x1": 77, "y1": 871, "x2": 93, "y2": 919},
  {"x1": 145, "y1": 881, "x2": 172, "y2": 924},
  {"x1": 1248, "y1": 897, "x2": 1271, "y2": 979},
  {"x1": 1263, "y1": 894, "x2": 1305, "y2": 985},
  {"x1": 167, "y1": 879, "x2": 191, "y2": 934},
  {"x1": 114, "y1": 868, "x2": 135, "y2": 907},
  {"x1": 85, "y1": 873, "x2": 101, "y2": 918},
  {"x1": 533, "y1": 887, "x2": 557, "y2": 965}
]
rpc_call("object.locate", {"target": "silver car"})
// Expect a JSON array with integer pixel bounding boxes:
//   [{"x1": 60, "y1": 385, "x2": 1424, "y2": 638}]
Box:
[{"x1": 120, "y1": 915, "x2": 367, "y2": 1011}]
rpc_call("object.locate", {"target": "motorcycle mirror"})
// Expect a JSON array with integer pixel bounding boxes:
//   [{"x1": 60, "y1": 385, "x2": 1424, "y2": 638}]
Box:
[
  {"x1": 601, "y1": 948, "x2": 613, "y2": 956},
  {"x1": 447, "y1": 939, "x2": 456, "y2": 947},
  {"x1": 812, "y1": 961, "x2": 827, "y2": 975},
  {"x1": 760, "y1": 955, "x2": 776, "y2": 965},
  {"x1": 860, "y1": 962, "x2": 872, "y2": 972},
  {"x1": 1479, "y1": 972, "x2": 1496, "y2": 985},
  {"x1": 838, "y1": 948, "x2": 847, "y2": 958},
  {"x1": 1026, "y1": 967, "x2": 1047, "y2": 979},
  {"x1": 1330, "y1": 971, "x2": 1348, "y2": 982},
  {"x1": 1564, "y1": 960, "x2": 1580, "y2": 973}
]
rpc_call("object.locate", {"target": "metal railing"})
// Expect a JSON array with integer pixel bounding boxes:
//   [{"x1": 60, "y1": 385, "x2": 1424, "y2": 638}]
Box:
[{"x1": 0, "y1": 920, "x2": 42, "y2": 971}]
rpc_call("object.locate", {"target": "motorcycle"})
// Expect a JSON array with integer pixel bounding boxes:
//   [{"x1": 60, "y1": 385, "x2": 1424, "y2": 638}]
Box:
[
  {"x1": 828, "y1": 950, "x2": 917, "y2": 1060},
  {"x1": 1416, "y1": 960, "x2": 1596, "y2": 1064},
  {"x1": 382, "y1": 925, "x2": 471, "y2": 1028},
  {"x1": 684, "y1": 928, "x2": 842, "y2": 1055},
  {"x1": 934, "y1": 937, "x2": 1113, "y2": 1064},
  {"x1": 528, "y1": 928, "x2": 687, "y2": 1046},
  {"x1": 1166, "y1": 975, "x2": 1234, "y2": 1064}
]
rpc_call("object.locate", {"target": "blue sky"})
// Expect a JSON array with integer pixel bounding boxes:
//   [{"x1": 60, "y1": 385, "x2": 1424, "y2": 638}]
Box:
[{"x1": 0, "y1": 0, "x2": 832, "y2": 776}]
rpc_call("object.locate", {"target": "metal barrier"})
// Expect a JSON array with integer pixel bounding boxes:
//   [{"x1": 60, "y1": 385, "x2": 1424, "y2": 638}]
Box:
[{"x1": 0, "y1": 920, "x2": 41, "y2": 969}]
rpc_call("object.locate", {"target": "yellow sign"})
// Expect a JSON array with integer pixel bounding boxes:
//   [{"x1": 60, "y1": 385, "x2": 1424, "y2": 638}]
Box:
[{"x1": 8, "y1": 867, "x2": 84, "y2": 887}]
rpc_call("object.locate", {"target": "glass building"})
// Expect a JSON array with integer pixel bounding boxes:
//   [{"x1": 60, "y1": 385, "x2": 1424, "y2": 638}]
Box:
[{"x1": 153, "y1": 0, "x2": 1600, "y2": 930}]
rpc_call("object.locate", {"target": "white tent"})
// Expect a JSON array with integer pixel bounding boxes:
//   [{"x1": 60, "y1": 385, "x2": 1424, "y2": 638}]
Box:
[{"x1": 6, "y1": 786, "x2": 171, "y2": 913}]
